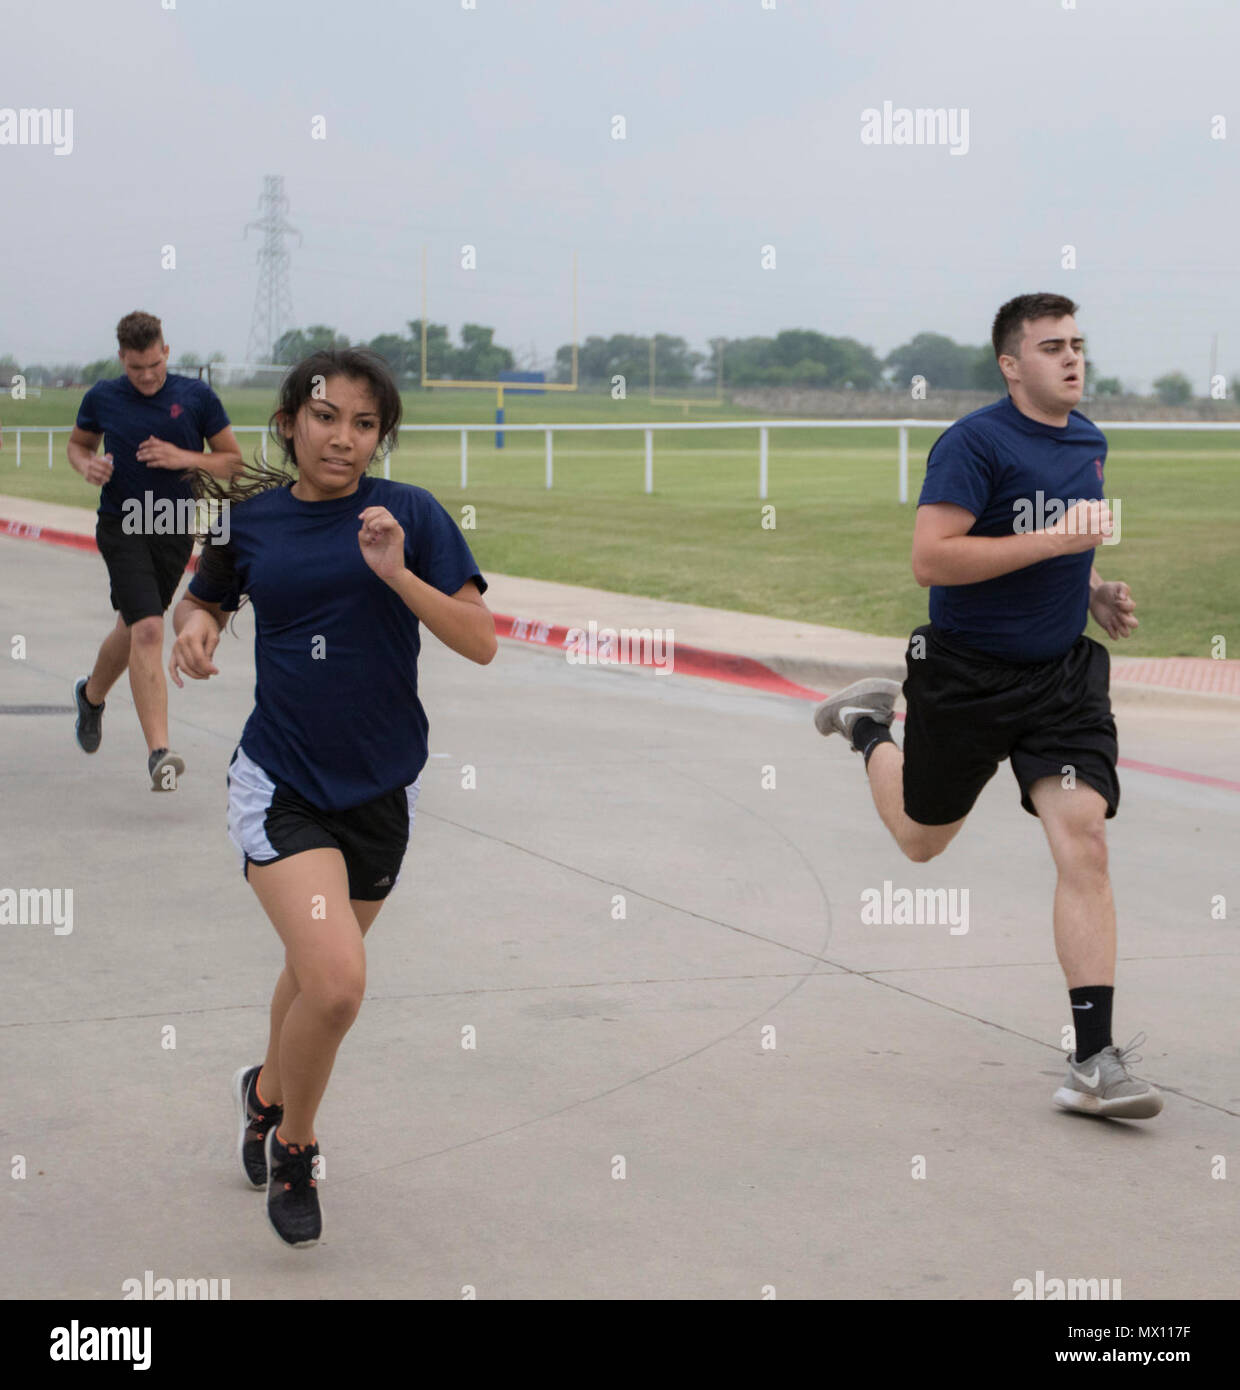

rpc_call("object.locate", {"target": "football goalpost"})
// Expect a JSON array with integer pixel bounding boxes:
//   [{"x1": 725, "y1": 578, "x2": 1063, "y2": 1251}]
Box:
[
  {"x1": 419, "y1": 245, "x2": 579, "y2": 447},
  {"x1": 649, "y1": 336, "x2": 725, "y2": 412}
]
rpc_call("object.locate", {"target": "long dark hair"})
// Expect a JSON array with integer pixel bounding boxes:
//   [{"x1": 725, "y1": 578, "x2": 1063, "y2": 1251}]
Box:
[
  {"x1": 190, "y1": 348, "x2": 403, "y2": 618},
  {"x1": 191, "y1": 347, "x2": 403, "y2": 507}
]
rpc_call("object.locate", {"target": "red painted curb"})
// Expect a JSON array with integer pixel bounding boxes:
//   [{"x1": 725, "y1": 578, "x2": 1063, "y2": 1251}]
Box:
[
  {"x1": 2, "y1": 518, "x2": 98, "y2": 553},
  {"x1": 492, "y1": 612, "x2": 824, "y2": 700},
  {"x1": 1, "y1": 515, "x2": 203, "y2": 569},
  {"x1": 4, "y1": 515, "x2": 1238, "y2": 793}
]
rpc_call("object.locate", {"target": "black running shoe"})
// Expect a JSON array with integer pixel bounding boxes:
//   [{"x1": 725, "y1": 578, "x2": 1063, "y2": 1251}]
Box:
[
  {"x1": 232, "y1": 1064, "x2": 284, "y2": 1189},
  {"x1": 148, "y1": 747, "x2": 185, "y2": 791},
  {"x1": 265, "y1": 1127, "x2": 322, "y2": 1248},
  {"x1": 74, "y1": 678, "x2": 104, "y2": 753}
]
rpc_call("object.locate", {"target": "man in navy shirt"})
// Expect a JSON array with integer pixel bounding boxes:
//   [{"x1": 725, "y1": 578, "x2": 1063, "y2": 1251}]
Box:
[
  {"x1": 814, "y1": 293, "x2": 1161, "y2": 1121},
  {"x1": 67, "y1": 311, "x2": 241, "y2": 789}
]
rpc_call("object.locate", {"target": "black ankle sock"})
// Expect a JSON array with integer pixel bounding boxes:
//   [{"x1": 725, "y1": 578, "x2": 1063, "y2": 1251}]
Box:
[
  {"x1": 1069, "y1": 985, "x2": 1114, "y2": 1061},
  {"x1": 852, "y1": 716, "x2": 895, "y2": 766}
]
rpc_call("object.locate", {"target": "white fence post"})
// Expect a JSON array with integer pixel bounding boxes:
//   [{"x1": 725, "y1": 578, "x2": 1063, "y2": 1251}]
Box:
[
  {"x1": 644, "y1": 428, "x2": 653, "y2": 494},
  {"x1": 14, "y1": 430, "x2": 20, "y2": 468},
  {"x1": 261, "y1": 431, "x2": 268, "y2": 471},
  {"x1": 759, "y1": 426, "x2": 769, "y2": 499},
  {"x1": 383, "y1": 443, "x2": 390, "y2": 480},
  {"x1": 48, "y1": 430, "x2": 53, "y2": 469},
  {"x1": 460, "y1": 429, "x2": 468, "y2": 488},
  {"x1": 898, "y1": 424, "x2": 909, "y2": 504},
  {"x1": 545, "y1": 428, "x2": 553, "y2": 489}
]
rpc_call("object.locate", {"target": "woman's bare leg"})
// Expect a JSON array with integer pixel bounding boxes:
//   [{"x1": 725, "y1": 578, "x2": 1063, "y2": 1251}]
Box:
[
  {"x1": 245, "y1": 850, "x2": 379, "y2": 1143},
  {"x1": 254, "y1": 882, "x2": 385, "y2": 1114}
]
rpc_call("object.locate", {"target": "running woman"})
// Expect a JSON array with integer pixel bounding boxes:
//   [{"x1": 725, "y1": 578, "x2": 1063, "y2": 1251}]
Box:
[
  {"x1": 814, "y1": 293, "x2": 1162, "y2": 1120},
  {"x1": 68, "y1": 311, "x2": 242, "y2": 788},
  {"x1": 168, "y1": 348, "x2": 495, "y2": 1247}
]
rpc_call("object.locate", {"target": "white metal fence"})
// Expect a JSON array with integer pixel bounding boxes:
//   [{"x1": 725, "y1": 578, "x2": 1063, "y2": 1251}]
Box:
[{"x1": 8, "y1": 419, "x2": 1240, "y2": 503}]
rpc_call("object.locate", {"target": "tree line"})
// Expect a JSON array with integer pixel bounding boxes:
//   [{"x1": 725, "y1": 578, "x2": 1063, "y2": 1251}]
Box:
[{"x1": 0, "y1": 326, "x2": 1224, "y2": 404}]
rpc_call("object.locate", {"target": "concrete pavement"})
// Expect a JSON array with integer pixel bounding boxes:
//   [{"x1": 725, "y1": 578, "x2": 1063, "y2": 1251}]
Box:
[{"x1": 1, "y1": 530, "x2": 1237, "y2": 1299}]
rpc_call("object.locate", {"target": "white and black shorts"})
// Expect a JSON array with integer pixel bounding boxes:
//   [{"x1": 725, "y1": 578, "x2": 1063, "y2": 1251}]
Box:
[{"x1": 226, "y1": 746, "x2": 421, "y2": 901}]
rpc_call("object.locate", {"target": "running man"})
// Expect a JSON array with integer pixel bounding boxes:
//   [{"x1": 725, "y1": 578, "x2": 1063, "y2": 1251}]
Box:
[
  {"x1": 68, "y1": 311, "x2": 242, "y2": 788},
  {"x1": 168, "y1": 348, "x2": 495, "y2": 1248},
  {"x1": 814, "y1": 292, "x2": 1161, "y2": 1120}
]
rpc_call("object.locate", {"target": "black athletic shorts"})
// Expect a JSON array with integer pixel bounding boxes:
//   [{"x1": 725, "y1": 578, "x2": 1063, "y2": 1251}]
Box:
[
  {"x1": 226, "y1": 745, "x2": 422, "y2": 901},
  {"x1": 901, "y1": 623, "x2": 1120, "y2": 826},
  {"x1": 96, "y1": 512, "x2": 194, "y2": 625}
]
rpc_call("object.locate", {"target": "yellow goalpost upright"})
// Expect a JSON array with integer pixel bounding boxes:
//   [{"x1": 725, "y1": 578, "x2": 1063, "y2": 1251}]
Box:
[
  {"x1": 648, "y1": 336, "x2": 725, "y2": 413},
  {"x1": 419, "y1": 245, "x2": 579, "y2": 446}
]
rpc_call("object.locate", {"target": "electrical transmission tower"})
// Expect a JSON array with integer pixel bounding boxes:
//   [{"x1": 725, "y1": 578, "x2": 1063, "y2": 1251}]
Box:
[{"x1": 244, "y1": 176, "x2": 301, "y2": 363}]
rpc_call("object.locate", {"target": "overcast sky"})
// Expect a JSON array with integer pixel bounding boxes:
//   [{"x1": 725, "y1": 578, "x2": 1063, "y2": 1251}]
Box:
[{"x1": 3, "y1": 0, "x2": 1238, "y2": 391}]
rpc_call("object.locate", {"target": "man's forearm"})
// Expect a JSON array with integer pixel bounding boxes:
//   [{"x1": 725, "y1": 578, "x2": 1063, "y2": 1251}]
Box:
[
  {"x1": 914, "y1": 530, "x2": 1065, "y2": 587},
  {"x1": 196, "y1": 448, "x2": 243, "y2": 479},
  {"x1": 173, "y1": 447, "x2": 242, "y2": 478},
  {"x1": 66, "y1": 441, "x2": 95, "y2": 475},
  {"x1": 171, "y1": 596, "x2": 224, "y2": 637}
]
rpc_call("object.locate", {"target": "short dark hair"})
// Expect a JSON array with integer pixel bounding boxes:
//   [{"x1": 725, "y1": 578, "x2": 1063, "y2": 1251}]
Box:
[
  {"x1": 992, "y1": 294, "x2": 1078, "y2": 360},
  {"x1": 116, "y1": 311, "x2": 164, "y2": 353}
]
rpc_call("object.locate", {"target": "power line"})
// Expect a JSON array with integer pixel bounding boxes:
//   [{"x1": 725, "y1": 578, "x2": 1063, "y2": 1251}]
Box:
[{"x1": 244, "y1": 175, "x2": 301, "y2": 363}]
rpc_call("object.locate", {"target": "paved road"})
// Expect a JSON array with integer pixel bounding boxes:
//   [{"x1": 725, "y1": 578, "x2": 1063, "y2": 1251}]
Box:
[{"x1": 1, "y1": 535, "x2": 1237, "y2": 1299}]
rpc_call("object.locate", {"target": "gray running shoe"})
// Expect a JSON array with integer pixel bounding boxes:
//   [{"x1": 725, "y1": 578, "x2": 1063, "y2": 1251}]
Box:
[
  {"x1": 74, "y1": 677, "x2": 104, "y2": 753},
  {"x1": 812, "y1": 677, "x2": 901, "y2": 745},
  {"x1": 148, "y1": 747, "x2": 186, "y2": 791},
  {"x1": 1053, "y1": 1033, "x2": 1164, "y2": 1119}
]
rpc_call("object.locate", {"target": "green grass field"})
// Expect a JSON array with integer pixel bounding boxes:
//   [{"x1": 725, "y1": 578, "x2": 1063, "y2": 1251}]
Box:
[{"x1": 2, "y1": 387, "x2": 1236, "y2": 658}]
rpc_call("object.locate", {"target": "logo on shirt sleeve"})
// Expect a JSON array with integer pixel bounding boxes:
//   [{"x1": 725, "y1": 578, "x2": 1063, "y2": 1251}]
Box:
[{"x1": 1094, "y1": 458, "x2": 1103, "y2": 484}]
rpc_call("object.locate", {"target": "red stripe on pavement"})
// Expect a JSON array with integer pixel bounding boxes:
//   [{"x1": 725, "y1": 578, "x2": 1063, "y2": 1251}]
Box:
[
  {"x1": 5, "y1": 517, "x2": 1237, "y2": 794},
  {"x1": 2, "y1": 518, "x2": 98, "y2": 553},
  {"x1": 493, "y1": 612, "x2": 825, "y2": 699},
  {"x1": 1113, "y1": 757, "x2": 1240, "y2": 794},
  {"x1": 1, "y1": 517, "x2": 200, "y2": 569}
]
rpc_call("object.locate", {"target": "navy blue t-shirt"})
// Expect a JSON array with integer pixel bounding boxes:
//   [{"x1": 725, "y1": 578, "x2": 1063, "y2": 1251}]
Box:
[
  {"x1": 918, "y1": 396, "x2": 1108, "y2": 663},
  {"x1": 188, "y1": 474, "x2": 487, "y2": 811},
  {"x1": 76, "y1": 373, "x2": 231, "y2": 519}
]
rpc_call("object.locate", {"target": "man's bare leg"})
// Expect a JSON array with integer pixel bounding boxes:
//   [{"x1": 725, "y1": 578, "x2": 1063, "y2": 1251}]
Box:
[
  {"x1": 127, "y1": 615, "x2": 169, "y2": 753},
  {"x1": 1030, "y1": 775, "x2": 1160, "y2": 1116},
  {"x1": 1027, "y1": 776, "x2": 1115, "y2": 989},
  {"x1": 864, "y1": 741, "x2": 967, "y2": 863},
  {"x1": 84, "y1": 614, "x2": 131, "y2": 706}
]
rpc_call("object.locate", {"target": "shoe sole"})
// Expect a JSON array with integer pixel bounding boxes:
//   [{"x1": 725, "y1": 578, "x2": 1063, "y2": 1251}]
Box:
[
  {"x1": 264, "y1": 1126, "x2": 322, "y2": 1249},
  {"x1": 73, "y1": 681, "x2": 101, "y2": 754},
  {"x1": 149, "y1": 752, "x2": 186, "y2": 791},
  {"x1": 232, "y1": 1065, "x2": 266, "y2": 1190},
  {"x1": 813, "y1": 677, "x2": 902, "y2": 738},
  {"x1": 1053, "y1": 1085, "x2": 1164, "y2": 1119}
]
